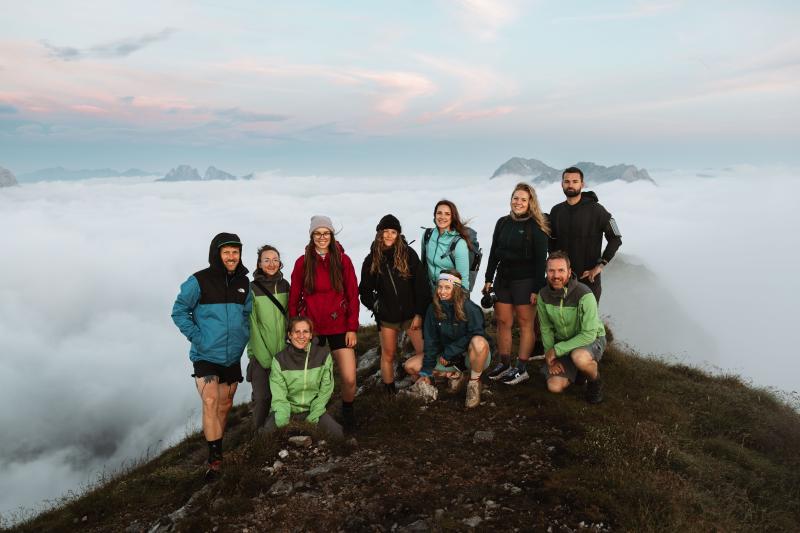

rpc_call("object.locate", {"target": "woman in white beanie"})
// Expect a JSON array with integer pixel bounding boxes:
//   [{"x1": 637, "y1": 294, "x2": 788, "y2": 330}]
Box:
[{"x1": 288, "y1": 215, "x2": 360, "y2": 431}]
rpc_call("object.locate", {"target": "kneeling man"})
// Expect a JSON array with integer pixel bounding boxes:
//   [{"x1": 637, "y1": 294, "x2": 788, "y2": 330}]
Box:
[{"x1": 537, "y1": 251, "x2": 606, "y2": 403}]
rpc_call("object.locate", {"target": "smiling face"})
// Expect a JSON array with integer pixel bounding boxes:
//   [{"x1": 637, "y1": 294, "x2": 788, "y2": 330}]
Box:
[
  {"x1": 219, "y1": 245, "x2": 241, "y2": 273},
  {"x1": 436, "y1": 279, "x2": 455, "y2": 301},
  {"x1": 288, "y1": 320, "x2": 312, "y2": 350},
  {"x1": 311, "y1": 229, "x2": 332, "y2": 253},
  {"x1": 546, "y1": 257, "x2": 571, "y2": 290},
  {"x1": 381, "y1": 229, "x2": 398, "y2": 248},
  {"x1": 511, "y1": 189, "x2": 531, "y2": 216},
  {"x1": 259, "y1": 249, "x2": 280, "y2": 276},
  {"x1": 434, "y1": 203, "x2": 452, "y2": 231}
]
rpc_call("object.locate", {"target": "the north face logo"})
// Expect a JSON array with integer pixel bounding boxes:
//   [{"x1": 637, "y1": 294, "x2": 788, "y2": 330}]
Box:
[{"x1": 238, "y1": 288, "x2": 246, "y2": 293}]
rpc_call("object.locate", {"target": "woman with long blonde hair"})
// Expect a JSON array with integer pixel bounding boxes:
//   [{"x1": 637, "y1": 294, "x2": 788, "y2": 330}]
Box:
[{"x1": 483, "y1": 182, "x2": 550, "y2": 385}]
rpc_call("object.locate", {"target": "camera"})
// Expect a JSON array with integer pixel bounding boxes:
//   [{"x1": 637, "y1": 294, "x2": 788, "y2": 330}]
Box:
[{"x1": 480, "y1": 291, "x2": 497, "y2": 309}]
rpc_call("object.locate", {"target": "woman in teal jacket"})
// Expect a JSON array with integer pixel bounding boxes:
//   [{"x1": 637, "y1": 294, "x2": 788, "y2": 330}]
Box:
[
  {"x1": 264, "y1": 316, "x2": 343, "y2": 438},
  {"x1": 247, "y1": 245, "x2": 289, "y2": 429},
  {"x1": 422, "y1": 200, "x2": 472, "y2": 293}
]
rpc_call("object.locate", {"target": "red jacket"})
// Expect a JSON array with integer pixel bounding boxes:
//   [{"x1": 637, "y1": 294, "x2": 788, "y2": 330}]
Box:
[{"x1": 289, "y1": 244, "x2": 360, "y2": 335}]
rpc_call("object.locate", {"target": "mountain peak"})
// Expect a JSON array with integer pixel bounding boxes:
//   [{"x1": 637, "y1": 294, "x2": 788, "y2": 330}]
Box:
[
  {"x1": 0, "y1": 166, "x2": 18, "y2": 187},
  {"x1": 491, "y1": 157, "x2": 655, "y2": 184}
]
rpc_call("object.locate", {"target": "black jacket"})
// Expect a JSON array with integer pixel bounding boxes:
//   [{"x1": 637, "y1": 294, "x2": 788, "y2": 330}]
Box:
[
  {"x1": 359, "y1": 242, "x2": 428, "y2": 323},
  {"x1": 549, "y1": 191, "x2": 622, "y2": 275},
  {"x1": 484, "y1": 215, "x2": 549, "y2": 292}
]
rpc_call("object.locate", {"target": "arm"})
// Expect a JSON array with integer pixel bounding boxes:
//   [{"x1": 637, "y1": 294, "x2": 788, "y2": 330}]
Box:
[
  {"x1": 358, "y1": 253, "x2": 377, "y2": 310},
  {"x1": 441, "y1": 309, "x2": 474, "y2": 362},
  {"x1": 307, "y1": 353, "x2": 334, "y2": 424},
  {"x1": 453, "y1": 238, "x2": 470, "y2": 290},
  {"x1": 268, "y1": 359, "x2": 291, "y2": 427},
  {"x1": 247, "y1": 296, "x2": 266, "y2": 361},
  {"x1": 420, "y1": 306, "x2": 442, "y2": 377},
  {"x1": 288, "y1": 257, "x2": 304, "y2": 317},
  {"x1": 531, "y1": 224, "x2": 549, "y2": 293},
  {"x1": 547, "y1": 210, "x2": 558, "y2": 253},
  {"x1": 601, "y1": 212, "x2": 622, "y2": 264},
  {"x1": 171, "y1": 276, "x2": 201, "y2": 343},
  {"x1": 484, "y1": 218, "x2": 503, "y2": 284},
  {"x1": 343, "y1": 254, "x2": 360, "y2": 332},
  {"x1": 413, "y1": 252, "x2": 432, "y2": 317},
  {"x1": 554, "y1": 293, "x2": 601, "y2": 357}
]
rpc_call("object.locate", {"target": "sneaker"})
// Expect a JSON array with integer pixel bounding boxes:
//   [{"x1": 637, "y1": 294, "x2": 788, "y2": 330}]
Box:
[
  {"x1": 487, "y1": 362, "x2": 510, "y2": 381},
  {"x1": 500, "y1": 369, "x2": 530, "y2": 385},
  {"x1": 447, "y1": 372, "x2": 468, "y2": 394},
  {"x1": 465, "y1": 379, "x2": 481, "y2": 408},
  {"x1": 204, "y1": 459, "x2": 222, "y2": 482},
  {"x1": 586, "y1": 378, "x2": 604, "y2": 404}
]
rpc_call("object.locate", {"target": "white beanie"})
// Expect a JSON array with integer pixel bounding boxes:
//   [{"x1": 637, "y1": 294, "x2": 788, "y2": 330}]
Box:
[{"x1": 309, "y1": 215, "x2": 334, "y2": 236}]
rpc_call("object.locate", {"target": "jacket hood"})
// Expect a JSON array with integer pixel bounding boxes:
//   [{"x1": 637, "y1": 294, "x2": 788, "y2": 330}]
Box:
[
  {"x1": 578, "y1": 190, "x2": 599, "y2": 204},
  {"x1": 208, "y1": 232, "x2": 248, "y2": 276}
]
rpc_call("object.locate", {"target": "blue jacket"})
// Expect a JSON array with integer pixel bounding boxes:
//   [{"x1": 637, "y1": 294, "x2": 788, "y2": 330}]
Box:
[
  {"x1": 171, "y1": 233, "x2": 253, "y2": 366},
  {"x1": 420, "y1": 299, "x2": 487, "y2": 377},
  {"x1": 422, "y1": 228, "x2": 470, "y2": 290}
]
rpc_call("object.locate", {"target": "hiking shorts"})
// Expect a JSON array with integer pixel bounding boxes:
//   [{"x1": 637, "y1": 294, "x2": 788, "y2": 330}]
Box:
[
  {"x1": 380, "y1": 318, "x2": 414, "y2": 331},
  {"x1": 316, "y1": 333, "x2": 348, "y2": 351},
  {"x1": 494, "y1": 277, "x2": 538, "y2": 306},
  {"x1": 192, "y1": 360, "x2": 244, "y2": 385},
  {"x1": 541, "y1": 336, "x2": 606, "y2": 383},
  {"x1": 433, "y1": 337, "x2": 493, "y2": 373}
]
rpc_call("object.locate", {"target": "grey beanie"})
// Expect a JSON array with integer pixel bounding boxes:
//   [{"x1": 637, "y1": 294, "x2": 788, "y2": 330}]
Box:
[{"x1": 309, "y1": 215, "x2": 335, "y2": 236}]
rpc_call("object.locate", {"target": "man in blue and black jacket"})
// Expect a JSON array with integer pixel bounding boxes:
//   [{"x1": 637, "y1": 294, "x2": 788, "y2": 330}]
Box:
[{"x1": 172, "y1": 232, "x2": 252, "y2": 480}]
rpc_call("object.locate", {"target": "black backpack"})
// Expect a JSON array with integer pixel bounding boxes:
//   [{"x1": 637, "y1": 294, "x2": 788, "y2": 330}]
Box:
[{"x1": 421, "y1": 227, "x2": 482, "y2": 292}]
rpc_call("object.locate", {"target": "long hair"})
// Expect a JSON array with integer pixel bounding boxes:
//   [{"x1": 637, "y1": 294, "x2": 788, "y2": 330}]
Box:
[
  {"x1": 303, "y1": 234, "x2": 344, "y2": 293},
  {"x1": 370, "y1": 232, "x2": 412, "y2": 279},
  {"x1": 511, "y1": 182, "x2": 551, "y2": 236},
  {"x1": 432, "y1": 269, "x2": 467, "y2": 322},
  {"x1": 434, "y1": 199, "x2": 473, "y2": 251}
]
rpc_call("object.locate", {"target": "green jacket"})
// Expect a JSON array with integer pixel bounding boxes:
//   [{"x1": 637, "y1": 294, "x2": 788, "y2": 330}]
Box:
[
  {"x1": 269, "y1": 342, "x2": 333, "y2": 427},
  {"x1": 247, "y1": 270, "x2": 289, "y2": 369},
  {"x1": 537, "y1": 277, "x2": 605, "y2": 357}
]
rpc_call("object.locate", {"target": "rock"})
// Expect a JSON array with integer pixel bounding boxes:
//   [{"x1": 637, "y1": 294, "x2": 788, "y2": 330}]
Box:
[
  {"x1": 403, "y1": 519, "x2": 429, "y2": 532},
  {"x1": 399, "y1": 380, "x2": 438, "y2": 403},
  {"x1": 125, "y1": 520, "x2": 145, "y2": 533},
  {"x1": 395, "y1": 375, "x2": 415, "y2": 390},
  {"x1": 501, "y1": 483, "x2": 522, "y2": 495},
  {"x1": 463, "y1": 516, "x2": 483, "y2": 528},
  {"x1": 278, "y1": 449, "x2": 289, "y2": 459},
  {"x1": 288, "y1": 435, "x2": 313, "y2": 448},
  {"x1": 473, "y1": 431, "x2": 495, "y2": 443},
  {"x1": 268, "y1": 479, "x2": 294, "y2": 496},
  {"x1": 81, "y1": 516, "x2": 88, "y2": 522},
  {"x1": 273, "y1": 459, "x2": 284, "y2": 470},
  {"x1": 148, "y1": 485, "x2": 212, "y2": 532},
  {"x1": 434, "y1": 509, "x2": 445, "y2": 520},
  {"x1": 356, "y1": 347, "x2": 381, "y2": 379},
  {"x1": 304, "y1": 462, "x2": 340, "y2": 481},
  {"x1": 0, "y1": 167, "x2": 18, "y2": 187}
]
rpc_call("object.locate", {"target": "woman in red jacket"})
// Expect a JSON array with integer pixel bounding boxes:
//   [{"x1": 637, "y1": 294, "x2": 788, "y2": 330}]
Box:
[{"x1": 289, "y1": 215, "x2": 360, "y2": 431}]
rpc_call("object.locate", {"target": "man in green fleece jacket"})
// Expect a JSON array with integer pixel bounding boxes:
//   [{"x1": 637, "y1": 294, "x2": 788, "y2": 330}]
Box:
[
  {"x1": 537, "y1": 251, "x2": 606, "y2": 404},
  {"x1": 263, "y1": 316, "x2": 343, "y2": 438}
]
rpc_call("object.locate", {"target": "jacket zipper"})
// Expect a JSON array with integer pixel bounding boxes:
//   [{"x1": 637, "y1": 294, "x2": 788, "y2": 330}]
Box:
[{"x1": 302, "y1": 346, "x2": 310, "y2": 406}]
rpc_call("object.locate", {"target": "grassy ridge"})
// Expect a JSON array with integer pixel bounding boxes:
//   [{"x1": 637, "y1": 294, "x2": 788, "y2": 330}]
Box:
[{"x1": 5, "y1": 323, "x2": 800, "y2": 532}]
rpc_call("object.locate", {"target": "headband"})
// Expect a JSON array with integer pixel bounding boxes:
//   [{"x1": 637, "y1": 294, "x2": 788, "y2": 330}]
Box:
[{"x1": 438, "y1": 273, "x2": 462, "y2": 286}]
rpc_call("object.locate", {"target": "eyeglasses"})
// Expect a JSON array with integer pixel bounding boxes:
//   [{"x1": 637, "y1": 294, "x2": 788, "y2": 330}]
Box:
[
  {"x1": 312, "y1": 231, "x2": 332, "y2": 239},
  {"x1": 260, "y1": 258, "x2": 280, "y2": 264}
]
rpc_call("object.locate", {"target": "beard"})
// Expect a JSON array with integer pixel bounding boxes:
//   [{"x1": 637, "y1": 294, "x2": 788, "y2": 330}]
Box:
[{"x1": 563, "y1": 188, "x2": 580, "y2": 198}]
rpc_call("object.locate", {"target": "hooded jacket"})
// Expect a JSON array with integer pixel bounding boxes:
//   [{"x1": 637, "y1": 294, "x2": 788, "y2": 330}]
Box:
[
  {"x1": 288, "y1": 243, "x2": 359, "y2": 335},
  {"x1": 359, "y1": 240, "x2": 429, "y2": 323},
  {"x1": 420, "y1": 299, "x2": 488, "y2": 377},
  {"x1": 171, "y1": 232, "x2": 252, "y2": 366},
  {"x1": 548, "y1": 191, "x2": 622, "y2": 275},
  {"x1": 484, "y1": 214, "x2": 549, "y2": 291},
  {"x1": 537, "y1": 276, "x2": 605, "y2": 357},
  {"x1": 269, "y1": 342, "x2": 334, "y2": 427},
  {"x1": 422, "y1": 228, "x2": 471, "y2": 291},
  {"x1": 247, "y1": 269, "x2": 290, "y2": 369}
]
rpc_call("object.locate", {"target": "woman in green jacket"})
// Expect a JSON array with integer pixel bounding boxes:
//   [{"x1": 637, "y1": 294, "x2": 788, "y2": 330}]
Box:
[
  {"x1": 247, "y1": 245, "x2": 289, "y2": 430},
  {"x1": 264, "y1": 316, "x2": 343, "y2": 438}
]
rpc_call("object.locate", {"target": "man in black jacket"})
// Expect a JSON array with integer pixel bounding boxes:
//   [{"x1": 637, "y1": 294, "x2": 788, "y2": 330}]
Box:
[{"x1": 548, "y1": 167, "x2": 622, "y2": 303}]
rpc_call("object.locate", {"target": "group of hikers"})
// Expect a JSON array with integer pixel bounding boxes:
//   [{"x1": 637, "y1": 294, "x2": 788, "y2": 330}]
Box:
[{"x1": 171, "y1": 167, "x2": 623, "y2": 479}]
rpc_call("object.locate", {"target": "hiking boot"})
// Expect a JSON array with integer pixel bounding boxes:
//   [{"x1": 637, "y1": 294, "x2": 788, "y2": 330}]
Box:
[
  {"x1": 574, "y1": 372, "x2": 587, "y2": 386},
  {"x1": 586, "y1": 378, "x2": 604, "y2": 404},
  {"x1": 342, "y1": 408, "x2": 356, "y2": 433},
  {"x1": 487, "y1": 362, "x2": 510, "y2": 381},
  {"x1": 447, "y1": 372, "x2": 468, "y2": 394},
  {"x1": 500, "y1": 369, "x2": 529, "y2": 385},
  {"x1": 204, "y1": 459, "x2": 222, "y2": 482},
  {"x1": 465, "y1": 379, "x2": 481, "y2": 408}
]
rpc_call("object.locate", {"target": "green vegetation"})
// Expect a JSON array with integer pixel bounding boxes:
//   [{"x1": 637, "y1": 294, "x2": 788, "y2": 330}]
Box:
[{"x1": 5, "y1": 322, "x2": 799, "y2": 532}]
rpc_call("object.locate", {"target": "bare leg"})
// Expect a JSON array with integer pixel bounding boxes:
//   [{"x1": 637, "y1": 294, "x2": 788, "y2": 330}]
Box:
[
  {"x1": 379, "y1": 327, "x2": 399, "y2": 384},
  {"x1": 405, "y1": 326, "x2": 424, "y2": 358},
  {"x1": 547, "y1": 376, "x2": 570, "y2": 393},
  {"x1": 332, "y1": 348, "x2": 357, "y2": 402},
  {"x1": 494, "y1": 302, "x2": 514, "y2": 357},
  {"x1": 571, "y1": 349, "x2": 598, "y2": 380},
  {"x1": 467, "y1": 336, "x2": 490, "y2": 372},
  {"x1": 403, "y1": 354, "x2": 423, "y2": 380},
  {"x1": 196, "y1": 376, "x2": 223, "y2": 441},
  {"x1": 217, "y1": 381, "x2": 237, "y2": 434},
  {"x1": 514, "y1": 304, "x2": 536, "y2": 362}
]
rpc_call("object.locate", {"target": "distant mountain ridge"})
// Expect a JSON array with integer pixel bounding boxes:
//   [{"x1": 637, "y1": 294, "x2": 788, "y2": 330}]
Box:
[
  {"x1": 157, "y1": 165, "x2": 248, "y2": 182},
  {"x1": 491, "y1": 157, "x2": 655, "y2": 184},
  {"x1": 0, "y1": 166, "x2": 18, "y2": 187},
  {"x1": 17, "y1": 167, "x2": 156, "y2": 182}
]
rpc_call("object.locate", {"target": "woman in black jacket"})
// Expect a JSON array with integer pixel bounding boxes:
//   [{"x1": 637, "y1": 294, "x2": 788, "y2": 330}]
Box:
[{"x1": 359, "y1": 214, "x2": 427, "y2": 393}]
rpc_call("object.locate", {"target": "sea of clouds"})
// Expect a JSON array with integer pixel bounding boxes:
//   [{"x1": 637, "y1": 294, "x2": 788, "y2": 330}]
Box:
[{"x1": 0, "y1": 167, "x2": 797, "y2": 519}]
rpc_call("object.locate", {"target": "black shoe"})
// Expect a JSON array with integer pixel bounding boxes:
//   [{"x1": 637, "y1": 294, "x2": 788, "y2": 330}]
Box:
[
  {"x1": 204, "y1": 459, "x2": 222, "y2": 482},
  {"x1": 574, "y1": 372, "x2": 587, "y2": 386},
  {"x1": 586, "y1": 378, "x2": 604, "y2": 404},
  {"x1": 342, "y1": 408, "x2": 356, "y2": 433}
]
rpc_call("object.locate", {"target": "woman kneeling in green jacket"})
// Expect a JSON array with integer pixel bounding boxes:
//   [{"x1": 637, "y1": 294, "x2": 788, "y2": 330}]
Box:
[{"x1": 264, "y1": 316, "x2": 343, "y2": 438}]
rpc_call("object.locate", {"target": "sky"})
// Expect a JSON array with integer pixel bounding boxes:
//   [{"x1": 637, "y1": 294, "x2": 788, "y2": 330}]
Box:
[
  {"x1": 1, "y1": 169, "x2": 799, "y2": 520},
  {"x1": 1, "y1": 1, "x2": 799, "y2": 175}
]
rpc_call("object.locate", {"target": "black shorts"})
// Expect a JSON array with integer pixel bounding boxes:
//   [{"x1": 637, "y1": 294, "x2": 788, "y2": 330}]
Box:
[
  {"x1": 315, "y1": 333, "x2": 347, "y2": 351},
  {"x1": 494, "y1": 277, "x2": 538, "y2": 306},
  {"x1": 192, "y1": 360, "x2": 243, "y2": 385}
]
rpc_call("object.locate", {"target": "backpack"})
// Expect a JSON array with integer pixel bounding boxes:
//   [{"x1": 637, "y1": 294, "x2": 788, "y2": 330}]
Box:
[{"x1": 422, "y1": 227, "x2": 483, "y2": 292}]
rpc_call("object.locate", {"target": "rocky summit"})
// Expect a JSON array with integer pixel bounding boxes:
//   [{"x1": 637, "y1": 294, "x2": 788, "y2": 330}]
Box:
[
  {"x1": 0, "y1": 166, "x2": 18, "y2": 187},
  {"x1": 491, "y1": 157, "x2": 655, "y2": 185},
  {"x1": 158, "y1": 165, "x2": 203, "y2": 182}
]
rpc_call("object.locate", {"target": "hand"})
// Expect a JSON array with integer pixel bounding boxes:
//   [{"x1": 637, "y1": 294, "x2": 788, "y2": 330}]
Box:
[
  {"x1": 410, "y1": 315, "x2": 422, "y2": 331},
  {"x1": 549, "y1": 361, "x2": 565, "y2": 376},
  {"x1": 580, "y1": 264, "x2": 604, "y2": 283},
  {"x1": 345, "y1": 331, "x2": 357, "y2": 348},
  {"x1": 483, "y1": 282, "x2": 492, "y2": 294},
  {"x1": 545, "y1": 348, "x2": 557, "y2": 366},
  {"x1": 438, "y1": 356, "x2": 449, "y2": 367},
  {"x1": 530, "y1": 292, "x2": 538, "y2": 305}
]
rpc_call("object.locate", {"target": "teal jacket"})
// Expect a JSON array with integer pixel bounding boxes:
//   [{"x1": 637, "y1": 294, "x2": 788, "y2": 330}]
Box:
[
  {"x1": 537, "y1": 277, "x2": 605, "y2": 357},
  {"x1": 269, "y1": 342, "x2": 334, "y2": 427},
  {"x1": 247, "y1": 270, "x2": 289, "y2": 370},
  {"x1": 423, "y1": 228, "x2": 470, "y2": 291},
  {"x1": 420, "y1": 299, "x2": 487, "y2": 377}
]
